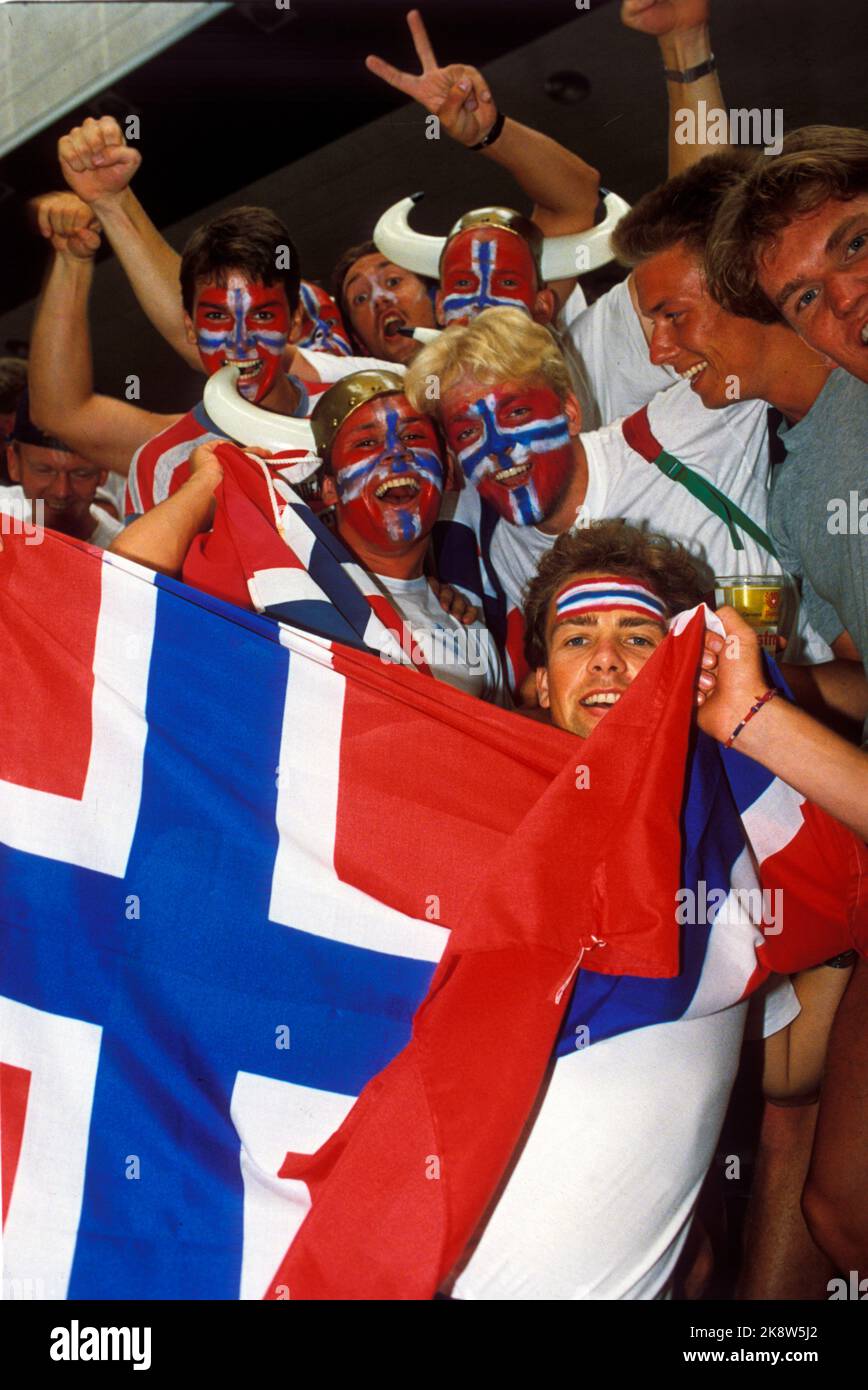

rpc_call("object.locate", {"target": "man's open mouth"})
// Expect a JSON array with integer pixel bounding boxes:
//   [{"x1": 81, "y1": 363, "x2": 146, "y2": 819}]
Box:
[
  {"x1": 381, "y1": 313, "x2": 405, "y2": 339},
  {"x1": 229, "y1": 358, "x2": 264, "y2": 382},
  {"x1": 580, "y1": 690, "x2": 623, "y2": 708},
  {"x1": 494, "y1": 460, "x2": 531, "y2": 488},
  {"x1": 374, "y1": 475, "x2": 422, "y2": 502}
]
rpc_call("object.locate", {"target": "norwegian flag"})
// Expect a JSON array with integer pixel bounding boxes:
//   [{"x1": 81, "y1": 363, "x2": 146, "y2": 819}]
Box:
[
  {"x1": 0, "y1": 522, "x2": 863, "y2": 1300},
  {"x1": 182, "y1": 442, "x2": 431, "y2": 672}
]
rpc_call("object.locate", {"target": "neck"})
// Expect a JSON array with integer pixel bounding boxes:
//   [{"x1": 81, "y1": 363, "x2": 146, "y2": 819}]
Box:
[
  {"x1": 335, "y1": 517, "x2": 429, "y2": 579},
  {"x1": 537, "y1": 439, "x2": 589, "y2": 536},
  {"x1": 753, "y1": 325, "x2": 832, "y2": 423},
  {"x1": 259, "y1": 371, "x2": 300, "y2": 417}
]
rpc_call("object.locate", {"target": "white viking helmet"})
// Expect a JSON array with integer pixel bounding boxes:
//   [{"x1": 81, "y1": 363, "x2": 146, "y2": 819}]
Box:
[
  {"x1": 372, "y1": 190, "x2": 632, "y2": 285},
  {"x1": 203, "y1": 365, "x2": 320, "y2": 485}
]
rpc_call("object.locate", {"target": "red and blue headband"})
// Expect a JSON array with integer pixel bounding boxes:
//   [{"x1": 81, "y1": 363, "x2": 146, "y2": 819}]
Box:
[{"x1": 554, "y1": 575, "x2": 668, "y2": 624}]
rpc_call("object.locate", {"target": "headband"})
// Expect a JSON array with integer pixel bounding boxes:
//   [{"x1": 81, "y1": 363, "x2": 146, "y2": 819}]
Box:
[{"x1": 554, "y1": 575, "x2": 668, "y2": 625}]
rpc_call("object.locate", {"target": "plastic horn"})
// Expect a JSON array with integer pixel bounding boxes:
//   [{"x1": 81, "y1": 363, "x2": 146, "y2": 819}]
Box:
[
  {"x1": 203, "y1": 364, "x2": 320, "y2": 484},
  {"x1": 373, "y1": 191, "x2": 633, "y2": 283},
  {"x1": 395, "y1": 326, "x2": 442, "y2": 344},
  {"x1": 539, "y1": 191, "x2": 632, "y2": 281}
]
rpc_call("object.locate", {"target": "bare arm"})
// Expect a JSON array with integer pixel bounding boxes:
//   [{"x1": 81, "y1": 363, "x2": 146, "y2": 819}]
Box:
[
  {"x1": 110, "y1": 444, "x2": 222, "y2": 576},
  {"x1": 366, "y1": 9, "x2": 600, "y2": 305},
  {"x1": 621, "y1": 0, "x2": 728, "y2": 176},
  {"x1": 29, "y1": 193, "x2": 175, "y2": 475},
  {"x1": 780, "y1": 654, "x2": 868, "y2": 731},
  {"x1": 803, "y1": 957, "x2": 868, "y2": 1269},
  {"x1": 57, "y1": 117, "x2": 201, "y2": 371},
  {"x1": 697, "y1": 607, "x2": 868, "y2": 841},
  {"x1": 762, "y1": 962, "x2": 854, "y2": 1105}
]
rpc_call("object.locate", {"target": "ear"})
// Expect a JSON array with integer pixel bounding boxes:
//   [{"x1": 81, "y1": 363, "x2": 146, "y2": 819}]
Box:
[
  {"x1": 6, "y1": 443, "x2": 21, "y2": 483},
  {"x1": 532, "y1": 288, "x2": 558, "y2": 325},
  {"x1": 535, "y1": 664, "x2": 551, "y2": 710},
  {"x1": 563, "y1": 389, "x2": 582, "y2": 436},
  {"x1": 183, "y1": 312, "x2": 198, "y2": 349},
  {"x1": 288, "y1": 299, "x2": 306, "y2": 345},
  {"x1": 320, "y1": 473, "x2": 338, "y2": 507},
  {"x1": 434, "y1": 289, "x2": 446, "y2": 327}
]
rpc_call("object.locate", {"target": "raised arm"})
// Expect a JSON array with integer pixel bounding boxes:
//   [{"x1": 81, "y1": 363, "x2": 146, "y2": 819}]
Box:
[
  {"x1": 697, "y1": 606, "x2": 868, "y2": 842},
  {"x1": 57, "y1": 117, "x2": 202, "y2": 371},
  {"x1": 109, "y1": 442, "x2": 222, "y2": 575},
  {"x1": 621, "y1": 0, "x2": 728, "y2": 176},
  {"x1": 29, "y1": 192, "x2": 175, "y2": 475},
  {"x1": 366, "y1": 9, "x2": 600, "y2": 292}
]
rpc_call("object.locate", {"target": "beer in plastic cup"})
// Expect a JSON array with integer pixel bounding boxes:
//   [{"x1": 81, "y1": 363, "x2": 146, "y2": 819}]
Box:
[{"x1": 714, "y1": 576, "x2": 784, "y2": 653}]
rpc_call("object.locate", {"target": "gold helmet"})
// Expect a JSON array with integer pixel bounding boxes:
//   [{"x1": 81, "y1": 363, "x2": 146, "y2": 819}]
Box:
[{"x1": 310, "y1": 369, "x2": 406, "y2": 463}]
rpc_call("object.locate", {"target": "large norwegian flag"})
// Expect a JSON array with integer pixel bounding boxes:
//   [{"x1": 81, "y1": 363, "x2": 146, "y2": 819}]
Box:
[{"x1": 1, "y1": 514, "x2": 864, "y2": 1299}]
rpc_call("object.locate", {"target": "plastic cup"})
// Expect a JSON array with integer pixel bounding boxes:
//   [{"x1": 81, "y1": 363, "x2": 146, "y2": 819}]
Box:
[{"x1": 714, "y1": 576, "x2": 784, "y2": 653}]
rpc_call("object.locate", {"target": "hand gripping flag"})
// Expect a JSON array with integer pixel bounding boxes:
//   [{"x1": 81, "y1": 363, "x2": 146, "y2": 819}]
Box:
[
  {"x1": 182, "y1": 443, "x2": 432, "y2": 673},
  {"x1": 1, "y1": 525, "x2": 864, "y2": 1300}
]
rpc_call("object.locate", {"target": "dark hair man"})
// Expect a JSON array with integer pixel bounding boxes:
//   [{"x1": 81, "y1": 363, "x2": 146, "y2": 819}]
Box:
[{"x1": 1, "y1": 391, "x2": 121, "y2": 549}]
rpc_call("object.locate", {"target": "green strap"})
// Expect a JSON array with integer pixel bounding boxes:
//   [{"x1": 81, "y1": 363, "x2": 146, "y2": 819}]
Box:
[{"x1": 654, "y1": 450, "x2": 779, "y2": 562}]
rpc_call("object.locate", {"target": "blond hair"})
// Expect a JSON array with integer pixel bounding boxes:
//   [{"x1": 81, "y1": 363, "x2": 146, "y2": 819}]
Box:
[{"x1": 404, "y1": 307, "x2": 572, "y2": 413}]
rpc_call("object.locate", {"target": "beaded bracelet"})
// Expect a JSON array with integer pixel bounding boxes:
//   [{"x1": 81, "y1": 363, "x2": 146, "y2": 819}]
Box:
[{"x1": 725, "y1": 687, "x2": 778, "y2": 749}]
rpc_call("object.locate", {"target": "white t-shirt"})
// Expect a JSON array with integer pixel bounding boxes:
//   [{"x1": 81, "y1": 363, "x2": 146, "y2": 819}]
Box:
[
  {"x1": 562, "y1": 276, "x2": 679, "y2": 427},
  {"x1": 451, "y1": 975, "x2": 798, "y2": 1301},
  {"x1": 483, "y1": 382, "x2": 831, "y2": 664},
  {"x1": 298, "y1": 349, "x2": 404, "y2": 384},
  {"x1": 0, "y1": 484, "x2": 122, "y2": 549},
  {"x1": 375, "y1": 572, "x2": 507, "y2": 704}
]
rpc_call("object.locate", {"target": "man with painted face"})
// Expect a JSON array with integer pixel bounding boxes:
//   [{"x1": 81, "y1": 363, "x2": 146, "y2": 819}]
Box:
[
  {"x1": 28, "y1": 195, "x2": 333, "y2": 521},
  {"x1": 311, "y1": 372, "x2": 505, "y2": 701},
  {"x1": 405, "y1": 307, "x2": 830, "y2": 702},
  {"x1": 327, "y1": 7, "x2": 600, "y2": 362}
]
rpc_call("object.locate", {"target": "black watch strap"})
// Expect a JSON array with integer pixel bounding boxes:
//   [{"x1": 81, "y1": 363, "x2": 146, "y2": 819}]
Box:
[
  {"x1": 470, "y1": 109, "x2": 506, "y2": 151},
  {"x1": 663, "y1": 54, "x2": 716, "y2": 84}
]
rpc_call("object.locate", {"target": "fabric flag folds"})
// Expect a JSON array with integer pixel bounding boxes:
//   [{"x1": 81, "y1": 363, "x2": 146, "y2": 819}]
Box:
[{"x1": 1, "y1": 513, "x2": 864, "y2": 1300}]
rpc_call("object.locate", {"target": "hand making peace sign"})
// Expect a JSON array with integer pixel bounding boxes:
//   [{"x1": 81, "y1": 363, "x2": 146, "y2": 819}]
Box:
[{"x1": 366, "y1": 9, "x2": 499, "y2": 149}]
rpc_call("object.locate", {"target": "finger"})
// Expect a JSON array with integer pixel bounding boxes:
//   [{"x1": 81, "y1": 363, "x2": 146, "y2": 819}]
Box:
[
  {"x1": 460, "y1": 606, "x2": 479, "y2": 626},
  {"x1": 439, "y1": 81, "x2": 471, "y2": 126},
  {"x1": 407, "y1": 9, "x2": 439, "y2": 73},
  {"x1": 69, "y1": 127, "x2": 97, "y2": 169},
  {"x1": 365, "y1": 53, "x2": 416, "y2": 97},
  {"x1": 697, "y1": 670, "x2": 716, "y2": 692},
  {"x1": 98, "y1": 115, "x2": 124, "y2": 148},
  {"x1": 58, "y1": 134, "x2": 86, "y2": 174},
  {"x1": 81, "y1": 117, "x2": 106, "y2": 160}
]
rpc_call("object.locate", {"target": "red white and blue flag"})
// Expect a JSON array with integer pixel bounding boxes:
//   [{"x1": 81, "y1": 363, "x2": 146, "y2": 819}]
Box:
[{"x1": 1, "y1": 484, "x2": 864, "y2": 1299}]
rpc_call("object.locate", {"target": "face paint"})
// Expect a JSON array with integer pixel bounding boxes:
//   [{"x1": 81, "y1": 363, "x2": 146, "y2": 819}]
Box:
[
  {"x1": 295, "y1": 281, "x2": 353, "y2": 356},
  {"x1": 439, "y1": 228, "x2": 538, "y2": 325},
  {"x1": 444, "y1": 383, "x2": 573, "y2": 526},
  {"x1": 554, "y1": 576, "x2": 668, "y2": 626},
  {"x1": 331, "y1": 395, "x2": 445, "y2": 548},
  {"x1": 194, "y1": 272, "x2": 291, "y2": 403}
]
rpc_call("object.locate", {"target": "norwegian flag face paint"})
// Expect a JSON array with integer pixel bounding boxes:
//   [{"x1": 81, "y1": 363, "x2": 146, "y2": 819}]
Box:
[
  {"x1": 439, "y1": 228, "x2": 538, "y2": 326},
  {"x1": 331, "y1": 395, "x2": 445, "y2": 548},
  {"x1": 554, "y1": 576, "x2": 668, "y2": 626},
  {"x1": 443, "y1": 382, "x2": 573, "y2": 526},
  {"x1": 194, "y1": 273, "x2": 291, "y2": 403},
  {"x1": 296, "y1": 281, "x2": 352, "y2": 357}
]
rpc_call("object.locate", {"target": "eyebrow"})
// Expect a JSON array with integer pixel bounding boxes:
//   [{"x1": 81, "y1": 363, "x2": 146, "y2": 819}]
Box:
[
  {"x1": 774, "y1": 212, "x2": 868, "y2": 309},
  {"x1": 344, "y1": 262, "x2": 391, "y2": 292},
  {"x1": 555, "y1": 614, "x2": 665, "y2": 630}
]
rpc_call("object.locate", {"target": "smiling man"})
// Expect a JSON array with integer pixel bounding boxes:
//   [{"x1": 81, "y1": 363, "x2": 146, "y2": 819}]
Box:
[{"x1": 406, "y1": 308, "x2": 825, "y2": 700}]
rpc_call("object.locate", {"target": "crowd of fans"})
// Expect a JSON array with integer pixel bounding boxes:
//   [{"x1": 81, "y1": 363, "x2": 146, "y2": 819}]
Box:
[{"x1": 2, "y1": 2, "x2": 865, "y2": 1299}]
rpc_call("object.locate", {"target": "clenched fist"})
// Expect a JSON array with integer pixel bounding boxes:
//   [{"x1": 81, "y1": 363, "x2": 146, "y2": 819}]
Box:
[
  {"x1": 31, "y1": 191, "x2": 101, "y2": 260},
  {"x1": 58, "y1": 116, "x2": 141, "y2": 206},
  {"x1": 621, "y1": 0, "x2": 710, "y2": 38}
]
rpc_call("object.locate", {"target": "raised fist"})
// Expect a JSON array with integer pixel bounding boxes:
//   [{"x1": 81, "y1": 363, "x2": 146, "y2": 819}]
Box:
[
  {"x1": 58, "y1": 116, "x2": 141, "y2": 206},
  {"x1": 31, "y1": 191, "x2": 101, "y2": 260}
]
